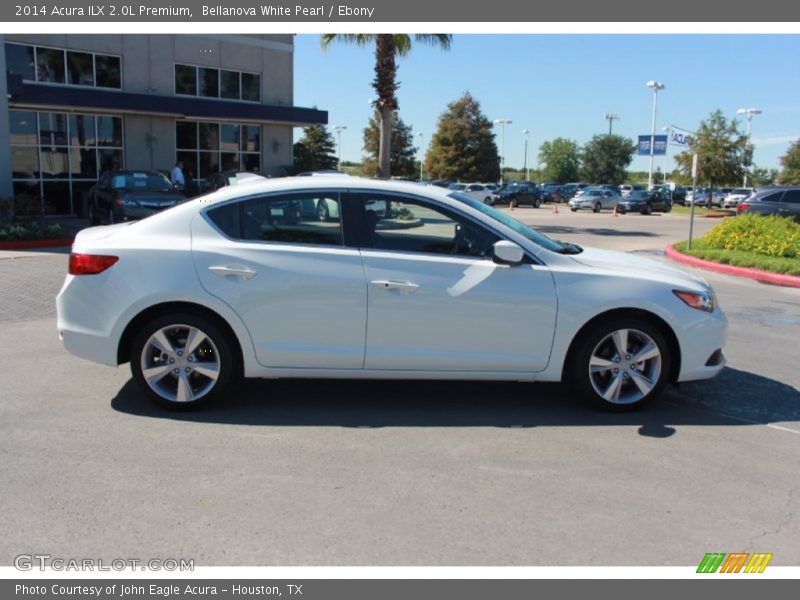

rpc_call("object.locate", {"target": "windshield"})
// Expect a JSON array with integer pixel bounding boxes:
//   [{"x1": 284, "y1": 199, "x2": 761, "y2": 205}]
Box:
[
  {"x1": 448, "y1": 183, "x2": 466, "y2": 191},
  {"x1": 112, "y1": 173, "x2": 172, "y2": 191},
  {"x1": 448, "y1": 192, "x2": 568, "y2": 253},
  {"x1": 732, "y1": 188, "x2": 751, "y2": 195}
]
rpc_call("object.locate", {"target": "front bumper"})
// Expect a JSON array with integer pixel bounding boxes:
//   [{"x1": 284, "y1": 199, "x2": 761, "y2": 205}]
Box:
[{"x1": 676, "y1": 307, "x2": 728, "y2": 382}]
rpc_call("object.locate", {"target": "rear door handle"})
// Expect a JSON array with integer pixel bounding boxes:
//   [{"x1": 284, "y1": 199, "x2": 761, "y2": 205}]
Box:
[
  {"x1": 371, "y1": 279, "x2": 420, "y2": 293},
  {"x1": 209, "y1": 264, "x2": 257, "y2": 280}
]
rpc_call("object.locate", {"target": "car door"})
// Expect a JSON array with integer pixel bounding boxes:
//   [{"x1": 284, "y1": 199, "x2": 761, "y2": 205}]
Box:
[
  {"x1": 352, "y1": 191, "x2": 558, "y2": 373},
  {"x1": 602, "y1": 191, "x2": 617, "y2": 209},
  {"x1": 191, "y1": 190, "x2": 368, "y2": 369}
]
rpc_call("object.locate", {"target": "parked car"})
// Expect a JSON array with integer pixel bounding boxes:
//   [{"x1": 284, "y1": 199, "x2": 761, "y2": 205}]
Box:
[
  {"x1": 491, "y1": 182, "x2": 543, "y2": 207},
  {"x1": 540, "y1": 183, "x2": 565, "y2": 203},
  {"x1": 723, "y1": 188, "x2": 755, "y2": 209},
  {"x1": 617, "y1": 190, "x2": 672, "y2": 215},
  {"x1": 689, "y1": 187, "x2": 725, "y2": 208},
  {"x1": 89, "y1": 170, "x2": 185, "y2": 225},
  {"x1": 57, "y1": 177, "x2": 726, "y2": 411},
  {"x1": 201, "y1": 171, "x2": 267, "y2": 193},
  {"x1": 448, "y1": 183, "x2": 495, "y2": 205},
  {"x1": 569, "y1": 187, "x2": 621, "y2": 212},
  {"x1": 738, "y1": 187, "x2": 800, "y2": 222},
  {"x1": 619, "y1": 184, "x2": 645, "y2": 198}
]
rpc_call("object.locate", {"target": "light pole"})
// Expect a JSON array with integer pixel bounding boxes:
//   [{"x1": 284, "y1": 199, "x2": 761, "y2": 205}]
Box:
[
  {"x1": 332, "y1": 125, "x2": 347, "y2": 170},
  {"x1": 604, "y1": 112, "x2": 621, "y2": 135},
  {"x1": 417, "y1": 132, "x2": 424, "y2": 180},
  {"x1": 646, "y1": 80, "x2": 665, "y2": 190},
  {"x1": 522, "y1": 129, "x2": 529, "y2": 181},
  {"x1": 493, "y1": 119, "x2": 512, "y2": 183},
  {"x1": 737, "y1": 108, "x2": 762, "y2": 187}
]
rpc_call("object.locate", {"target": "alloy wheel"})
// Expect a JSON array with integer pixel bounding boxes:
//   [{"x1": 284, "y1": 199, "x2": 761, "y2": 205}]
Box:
[{"x1": 588, "y1": 328, "x2": 662, "y2": 405}]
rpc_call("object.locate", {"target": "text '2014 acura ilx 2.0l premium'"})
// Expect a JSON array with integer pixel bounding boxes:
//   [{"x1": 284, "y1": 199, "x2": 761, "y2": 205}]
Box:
[{"x1": 56, "y1": 177, "x2": 727, "y2": 411}]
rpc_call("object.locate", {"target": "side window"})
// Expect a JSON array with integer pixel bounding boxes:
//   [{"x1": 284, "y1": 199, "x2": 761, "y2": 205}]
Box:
[
  {"x1": 761, "y1": 191, "x2": 784, "y2": 204},
  {"x1": 207, "y1": 192, "x2": 344, "y2": 246},
  {"x1": 357, "y1": 194, "x2": 499, "y2": 258},
  {"x1": 780, "y1": 190, "x2": 800, "y2": 204}
]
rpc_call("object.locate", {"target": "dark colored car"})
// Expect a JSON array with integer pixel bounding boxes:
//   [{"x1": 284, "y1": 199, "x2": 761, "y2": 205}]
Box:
[
  {"x1": 559, "y1": 182, "x2": 589, "y2": 200},
  {"x1": 617, "y1": 190, "x2": 672, "y2": 215},
  {"x1": 492, "y1": 182, "x2": 543, "y2": 207},
  {"x1": 738, "y1": 187, "x2": 800, "y2": 222},
  {"x1": 89, "y1": 170, "x2": 185, "y2": 225},
  {"x1": 539, "y1": 183, "x2": 565, "y2": 203},
  {"x1": 201, "y1": 171, "x2": 267, "y2": 193}
]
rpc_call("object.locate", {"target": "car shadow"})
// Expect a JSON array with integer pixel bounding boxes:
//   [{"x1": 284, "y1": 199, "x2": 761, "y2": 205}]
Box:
[
  {"x1": 535, "y1": 225, "x2": 660, "y2": 238},
  {"x1": 110, "y1": 367, "x2": 799, "y2": 437}
]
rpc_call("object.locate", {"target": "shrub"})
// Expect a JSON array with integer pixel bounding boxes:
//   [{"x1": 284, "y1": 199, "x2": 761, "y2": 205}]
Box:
[
  {"x1": 0, "y1": 221, "x2": 65, "y2": 242},
  {"x1": 703, "y1": 214, "x2": 800, "y2": 258}
]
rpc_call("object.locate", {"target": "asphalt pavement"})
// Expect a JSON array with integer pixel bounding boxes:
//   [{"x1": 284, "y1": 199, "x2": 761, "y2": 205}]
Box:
[{"x1": 1, "y1": 211, "x2": 798, "y2": 566}]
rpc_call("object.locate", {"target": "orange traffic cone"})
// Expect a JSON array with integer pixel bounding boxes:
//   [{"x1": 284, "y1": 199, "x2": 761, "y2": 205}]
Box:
[
  {"x1": 510, "y1": 199, "x2": 516, "y2": 211},
  {"x1": 552, "y1": 202, "x2": 559, "y2": 214},
  {"x1": 613, "y1": 204, "x2": 619, "y2": 217}
]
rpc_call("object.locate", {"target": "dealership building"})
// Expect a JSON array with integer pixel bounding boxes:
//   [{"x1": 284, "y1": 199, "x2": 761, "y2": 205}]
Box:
[{"x1": 0, "y1": 34, "x2": 327, "y2": 216}]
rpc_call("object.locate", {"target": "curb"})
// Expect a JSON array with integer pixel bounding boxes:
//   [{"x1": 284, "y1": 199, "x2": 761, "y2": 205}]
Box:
[
  {"x1": 664, "y1": 244, "x2": 800, "y2": 288},
  {"x1": 0, "y1": 238, "x2": 73, "y2": 251}
]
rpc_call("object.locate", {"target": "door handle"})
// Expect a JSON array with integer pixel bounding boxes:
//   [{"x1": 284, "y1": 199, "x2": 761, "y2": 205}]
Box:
[
  {"x1": 371, "y1": 279, "x2": 420, "y2": 293},
  {"x1": 209, "y1": 264, "x2": 257, "y2": 280}
]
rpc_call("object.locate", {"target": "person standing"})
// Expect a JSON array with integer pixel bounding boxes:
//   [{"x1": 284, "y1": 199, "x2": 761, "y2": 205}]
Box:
[{"x1": 170, "y1": 160, "x2": 185, "y2": 189}]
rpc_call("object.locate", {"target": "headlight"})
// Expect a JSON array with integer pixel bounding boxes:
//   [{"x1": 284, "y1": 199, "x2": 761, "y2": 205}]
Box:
[{"x1": 673, "y1": 289, "x2": 716, "y2": 312}]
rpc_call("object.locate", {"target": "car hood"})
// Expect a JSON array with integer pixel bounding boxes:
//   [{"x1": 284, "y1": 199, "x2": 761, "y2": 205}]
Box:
[{"x1": 569, "y1": 245, "x2": 709, "y2": 290}]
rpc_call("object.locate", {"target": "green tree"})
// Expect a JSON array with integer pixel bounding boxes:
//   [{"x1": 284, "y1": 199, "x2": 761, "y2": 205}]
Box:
[
  {"x1": 362, "y1": 111, "x2": 418, "y2": 178},
  {"x1": 320, "y1": 34, "x2": 451, "y2": 179},
  {"x1": 538, "y1": 138, "x2": 581, "y2": 183},
  {"x1": 292, "y1": 124, "x2": 337, "y2": 173},
  {"x1": 752, "y1": 166, "x2": 780, "y2": 186},
  {"x1": 424, "y1": 92, "x2": 500, "y2": 182},
  {"x1": 778, "y1": 139, "x2": 800, "y2": 184},
  {"x1": 580, "y1": 134, "x2": 636, "y2": 184},
  {"x1": 674, "y1": 110, "x2": 747, "y2": 187}
]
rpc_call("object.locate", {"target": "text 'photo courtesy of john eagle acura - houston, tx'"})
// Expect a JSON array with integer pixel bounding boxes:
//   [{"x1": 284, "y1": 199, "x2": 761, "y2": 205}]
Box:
[{"x1": 56, "y1": 176, "x2": 727, "y2": 411}]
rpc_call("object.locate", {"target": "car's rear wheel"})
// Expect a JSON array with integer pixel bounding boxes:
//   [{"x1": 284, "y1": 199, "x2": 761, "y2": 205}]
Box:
[
  {"x1": 484, "y1": 196, "x2": 493, "y2": 205},
  {"x1": 618, "y1": 206, "x2": 627, "y2": 215},
  {"x1": 664, "y1": 202, "x2": 672, "y2": 213},
  {"x1": 593, "y1": 202, "x2": 601, "y2": 213},
  {"x1": 533, "y1": 199, "x2": 542, "y2": 208},
  {"x1": 571, "y1": 317, "x2": 671, "y2": 411},
  {"x1": 130, "y1": 314, "x2": 235, "y2": 410},
  {"x1": 641, "y1": 203, "x2": 653, "y2": 215}
]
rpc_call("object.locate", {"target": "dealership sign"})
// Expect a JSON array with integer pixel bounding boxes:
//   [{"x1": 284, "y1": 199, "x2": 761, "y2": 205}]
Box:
[
  {"x1": 637, "y1": 135, "x2": 668, "y2": 156},
  {"x1": 666, "y1": 127, "x2": 695, "y2": 148}
]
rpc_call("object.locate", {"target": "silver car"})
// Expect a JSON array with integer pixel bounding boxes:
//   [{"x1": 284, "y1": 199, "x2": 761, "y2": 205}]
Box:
[{"x1": 569, "y1": 188, "x2": 621, "y2": 212}]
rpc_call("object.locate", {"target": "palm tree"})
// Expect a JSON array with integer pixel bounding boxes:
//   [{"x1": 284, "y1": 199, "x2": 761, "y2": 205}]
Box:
[{"x1": 320, "y1": 34, "x2": 452, "y2": 179}]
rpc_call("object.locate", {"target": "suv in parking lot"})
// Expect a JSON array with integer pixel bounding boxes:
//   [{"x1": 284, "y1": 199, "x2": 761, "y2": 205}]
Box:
[
  {"x1": 738, "y1": 187, "x2": 800, "y2": 222},
  {"x1": 491, "y1": 182, "x2": 543, "y2": 207}
]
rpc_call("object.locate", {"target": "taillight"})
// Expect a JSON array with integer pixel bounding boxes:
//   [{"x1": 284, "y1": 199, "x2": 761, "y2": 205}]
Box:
[
  {"x1": 737, "y1": 203, "x2": 749, "y2": 212},
  {"x1": 114, "y1": 197, "x2": 124, "y2": 206},
  {"x1": 68, "y1": 253, "x2": 119, "y2": 275}
]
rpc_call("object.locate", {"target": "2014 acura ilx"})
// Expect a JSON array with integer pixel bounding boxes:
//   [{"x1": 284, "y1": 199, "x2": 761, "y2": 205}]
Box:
[{"x1": 56, "y1": 177, "x2": 727, "y2": 410}]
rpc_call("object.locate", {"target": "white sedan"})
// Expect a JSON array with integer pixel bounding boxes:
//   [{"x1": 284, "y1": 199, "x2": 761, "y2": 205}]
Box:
[{"x1": 57, "y1": 177, "x2": 727, "y2": 411}]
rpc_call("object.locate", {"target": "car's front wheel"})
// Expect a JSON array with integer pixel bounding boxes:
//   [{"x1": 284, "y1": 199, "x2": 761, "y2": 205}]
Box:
[
  {"x1": 641, "y1": 203, "x2": 653, "y2": 215},
  {"x1": 571, "y1": 317, "x2": 671, "y2": 410},
  {"x1": 130, "y1": 314, "x2": 235, "y2": 410},
  {"x1": 593, "y1": 202, "x2": 601, "y2": 213}
]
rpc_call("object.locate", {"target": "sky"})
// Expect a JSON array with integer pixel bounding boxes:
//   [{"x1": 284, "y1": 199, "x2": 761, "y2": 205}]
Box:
[{"x1": 293, "y1": 34, "x2": 800, "y2": 175}]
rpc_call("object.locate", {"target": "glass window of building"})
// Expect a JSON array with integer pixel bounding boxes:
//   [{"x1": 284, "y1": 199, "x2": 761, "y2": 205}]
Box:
[
  {"x1": 67, "y1": 51, "x2": 94, "y2": 86},
  {"x1": 95, "y1": 55, "x2": 121, "y2": 88},
  {"x1": 220, "y1": 70, "x2": 240, "y2": 100},
  {"x1": 176, "y1": 120, "x2": 262, "y2": 182},
  {"x1": 241, "y1": 73, "x2": 260, "y2": 102},
  {"x1": 174, "y1": 64, "x2": 197, "y2": 95},
  {"x1": 4, "y1": 43, "x2": 35, "y2": 80},
  {"x1": 36, "y1": 47, "x2": 66, "y2": 84},
  {"x1": 198, "y1": 67, "x2": 219, "y2": 98}
]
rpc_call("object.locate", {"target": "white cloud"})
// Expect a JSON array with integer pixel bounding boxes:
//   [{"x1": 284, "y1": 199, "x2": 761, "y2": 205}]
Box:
[{"x1": 751, "y1": 134, "x2": 798, "y2": 147}]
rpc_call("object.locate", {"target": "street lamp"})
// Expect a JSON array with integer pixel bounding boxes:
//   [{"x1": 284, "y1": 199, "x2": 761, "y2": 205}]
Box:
[
  {"x1": 522, "y1": 129, "x2": 530, "y2": 181},
  {"x1": 645, "y1": 80, "x2": 665, "y2": 190},
  {"x1": 493, "y1": 119, "x2": 512, "y2": 183},
  {"x1": 604, "y1": 112, "x2": 621, "y2": 135},
  {"x1": 332, "y1": 125, "x2": 347, "y2": 170},
  {"x1": 737, "y1": 108, "x2": 762, "y2": 187},
  {"x1": 417, "y1": 132, "x2": 425, "y2": 180}
]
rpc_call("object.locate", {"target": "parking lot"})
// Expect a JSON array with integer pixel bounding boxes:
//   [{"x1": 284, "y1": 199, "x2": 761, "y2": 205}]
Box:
[{"x1": 1, "y1": 210, "x2": 798, "y2": 566}]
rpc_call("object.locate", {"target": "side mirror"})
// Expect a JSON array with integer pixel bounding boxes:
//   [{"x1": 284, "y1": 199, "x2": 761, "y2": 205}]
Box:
[{"x1": 493, "y1": 240, "x2": 525, "y2": 266}]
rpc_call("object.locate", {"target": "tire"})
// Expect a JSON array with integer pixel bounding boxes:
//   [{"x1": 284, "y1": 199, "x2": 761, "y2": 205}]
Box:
[
  {"x1": 593, "y1": 202, "x2": 601, "y2": 213},
  {"x1": 570, "y1": 317, "x2": 671, "y2": 411},
  {"x1": 641, "y1": 203, "x2": 652, "y2": 215},
  {"x1": 317, "y1": 200, "x2": 330, "y2": 222},
  {"x1": 618, "y1": 207, "x2": 627, "y2": 215},
  {"x1": 130, "y1": 313, "x2": 236, "y2": 410},
  {"x1": 571, "y1": 207, "x2": 578, "y2": 212},
  {"x1": 484, "y1": 196, "x2": 494, "y2": 206},
  {"x1": 664, "y1": 202, "x2": 672, "y2": 213},
  {"x1": 533, "y1": 199, "x2": 542, "y2": 208}
]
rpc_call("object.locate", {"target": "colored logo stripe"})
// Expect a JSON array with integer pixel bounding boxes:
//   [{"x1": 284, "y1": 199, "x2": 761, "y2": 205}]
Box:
[
  {"x1": 697, "y1": 552, "x2": 773, "y2": 573},
  {"x1": 697, "y1": 553, "x2": 726, "y2": 573},
  {"x1": 744, "y1": 553, "x2": 773, "y2": 573}
]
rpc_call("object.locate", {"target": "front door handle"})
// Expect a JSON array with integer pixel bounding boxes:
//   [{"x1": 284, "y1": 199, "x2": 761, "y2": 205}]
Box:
[
  {"x1": 209, "y1": 264, "x2": 257, "y2": 280},
  {"x1": 371, "y1": 279, "x2": 420, "y2": 293}
]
